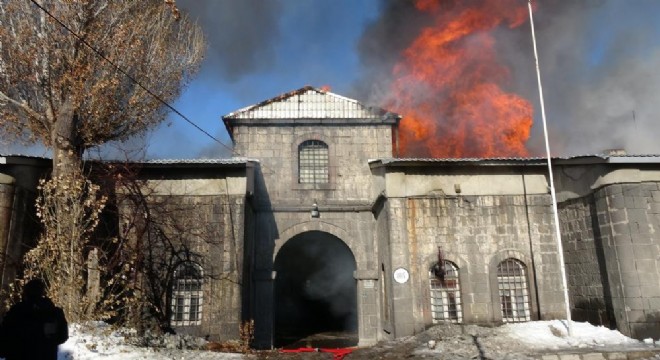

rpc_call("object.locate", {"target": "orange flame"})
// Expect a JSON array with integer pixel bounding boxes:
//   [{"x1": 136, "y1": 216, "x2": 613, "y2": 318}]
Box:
[{"x1": 388, "y1": 0, "x2": 533, "y2": 158}]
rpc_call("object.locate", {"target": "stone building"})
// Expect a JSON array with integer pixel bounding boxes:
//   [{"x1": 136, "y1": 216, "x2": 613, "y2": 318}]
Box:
[{"x1": 2, "y1": 87, "x2": 660, "y2": 348}]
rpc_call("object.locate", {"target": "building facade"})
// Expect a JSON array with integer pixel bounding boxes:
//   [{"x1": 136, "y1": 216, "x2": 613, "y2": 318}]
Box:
[{"x1": 2, "y1": 87, "x2": 660, "y2": 347}]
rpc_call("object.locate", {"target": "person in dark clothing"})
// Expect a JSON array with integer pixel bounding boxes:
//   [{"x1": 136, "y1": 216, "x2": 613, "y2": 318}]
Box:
[{"x1": 0, "y1": 279, "x2": 68, "y2": 360}]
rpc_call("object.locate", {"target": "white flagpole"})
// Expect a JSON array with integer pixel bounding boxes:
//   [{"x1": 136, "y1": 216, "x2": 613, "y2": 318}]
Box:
[{"x1": 527, "y1": 0, "x2": 573, "y2": 336}]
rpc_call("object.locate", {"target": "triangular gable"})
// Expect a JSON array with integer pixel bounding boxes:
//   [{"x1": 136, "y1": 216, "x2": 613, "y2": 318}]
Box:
[{"x1": 223, "y1": 86, "x2": 396, "y2": 120}]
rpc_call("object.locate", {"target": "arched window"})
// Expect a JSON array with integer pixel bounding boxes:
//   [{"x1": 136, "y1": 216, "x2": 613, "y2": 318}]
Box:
[
  {"x1": 429, "y1": 261, "x2": 462, "y2": 323},
  {"x1": 170, "y1": 262, "x2": 203, "y2": 326},
  {"x1": 298, "y1": 140, "x2": 329, "y2": 184},
  {"x1": 497, "y1": 258, "x2": 530, "y2": 322}
]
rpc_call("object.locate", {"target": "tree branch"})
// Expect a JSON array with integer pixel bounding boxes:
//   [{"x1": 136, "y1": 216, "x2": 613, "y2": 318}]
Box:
[{"x1": 0, "y1": 90, "x2": 44, "y2": 123}]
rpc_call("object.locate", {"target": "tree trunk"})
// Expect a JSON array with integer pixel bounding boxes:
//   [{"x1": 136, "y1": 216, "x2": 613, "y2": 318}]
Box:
[{"x1": 51, "y1": 100, "x2": 83, "y2": 178}]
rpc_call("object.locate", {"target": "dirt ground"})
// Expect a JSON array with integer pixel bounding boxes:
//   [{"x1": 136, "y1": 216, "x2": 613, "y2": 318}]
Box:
[
  {"x1": 252, "y1": 323, "x2": 660, "y2": 360},
  {"x1": 253, "y1": 324, "x2": 536, "y2": 360}
]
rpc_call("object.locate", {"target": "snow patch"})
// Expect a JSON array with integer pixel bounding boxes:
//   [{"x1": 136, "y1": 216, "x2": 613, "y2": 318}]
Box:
[
  {"x1": 505, "y1": 320, "x2": 641, "y2": 349},
  {"x1": 55, "y1": 322, "x2": 246, "y2": 360}
]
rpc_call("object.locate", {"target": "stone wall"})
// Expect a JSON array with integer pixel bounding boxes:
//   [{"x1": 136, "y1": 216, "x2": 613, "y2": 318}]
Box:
[
  {"x1": 234, "y1": 122, "x2": 393, "y2": 347},
  {"x1": 559, "y1": 195, "x2": 613, "y2": 327},
  {"x1": 558, "y1": 179, "x2": 660, "y2": 340},
  {"x1": 386, "y1": 193, "x2": 567, "y2": 336},
  {"x1": 117, "y1": 167, "x2": 252, "y2": 342},
  {"x1": 233, "y1": 125, "x2": 393, "y2": 205},
  {"x1": 135, "y1": 193, "x2": 247, "y2": 341},
  {"x1": 594, "y1": 183, "x2": 660, "y2": 339}
]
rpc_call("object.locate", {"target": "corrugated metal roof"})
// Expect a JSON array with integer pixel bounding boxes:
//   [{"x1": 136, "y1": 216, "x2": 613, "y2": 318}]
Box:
[
  {"x1": 223, "y1": 86, "x2": 398, "y2": 120},
  {"x1": 371, "y1": 157, "x2": 550, "y2": 166},
  {"x1": 0, "y1": 154, "x2": 51, "y2": 161},
  {"x1": 0, "y1": 154, "x2": 52, "y2": 166},
  {"x1": 607, "y1": 154, "x2": 660, "y2": 158},
  {"x1": 370, "y1": 154, "x2": 660, "y2": 166},
  {"x1": 142, "y1": 158, "x2": 253, "y2": 165},
  {"x1": 0, "y1": 155, "x2": 254, "y2": 165}
]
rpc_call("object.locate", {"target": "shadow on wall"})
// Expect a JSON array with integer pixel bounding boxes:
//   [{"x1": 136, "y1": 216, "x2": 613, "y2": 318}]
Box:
[
  {"x1": 248, "y1": 164, "x2": 279, "y2": 349},
  {"x1": 632, "y1": 312, "x2": 660, "y2": 340},
  {"x1": 572, "y1": 299, "x2": 614, "y2": 330},
  {"x1": 590, "y1": 199, "x2": 616, "y2": 330}
]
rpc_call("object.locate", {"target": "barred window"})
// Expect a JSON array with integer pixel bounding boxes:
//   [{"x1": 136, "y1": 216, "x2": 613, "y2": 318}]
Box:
[
  {"x1": 298, "y1": 140, "x2": 329, "y2": 184},
  {"x1": 497, "y1": 258, "x2": 530, "y2": 323},
  {"x1": 170, "y1": 262, "x2": 203, "y2": 326},
  {"x1": 429, "y1": 261, "x2": 462, "y2": 323}
]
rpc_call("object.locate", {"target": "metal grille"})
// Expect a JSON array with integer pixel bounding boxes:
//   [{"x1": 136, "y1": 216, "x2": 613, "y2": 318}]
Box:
[
  {"x1": 497, "y1": 258, "x2": 530, "y2": 322},
  {"x1": 429, "y1": 261, "x2": 462, "y2": 323},
  {"x1": 170, "y1": 262, "x2": 203, "y2": 326},
  {"x1": 298, "y1": 140, "x2": 329, "y2": 184}
]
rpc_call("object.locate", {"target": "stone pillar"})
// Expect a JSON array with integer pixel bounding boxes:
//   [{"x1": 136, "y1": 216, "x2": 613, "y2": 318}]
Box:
[
  {"x1": 387, "y1": 198, "x2": 416, "y2": 337},
  {"x1": 596, "y1": 183, "x2": 660, "y2": 339},
  {"x1": 355, "y1": 269, "x2": 379, "y2": 346}
]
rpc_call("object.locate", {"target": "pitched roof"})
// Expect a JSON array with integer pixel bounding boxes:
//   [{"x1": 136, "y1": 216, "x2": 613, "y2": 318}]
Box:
[{"x1": 223, "y1": 86, "x2": 399, "y2": 120}]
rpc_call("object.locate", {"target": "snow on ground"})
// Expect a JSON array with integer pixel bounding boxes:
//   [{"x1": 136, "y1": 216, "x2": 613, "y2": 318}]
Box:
[
  {"x1": 29, "y1": 320, "x2": 649, "y2": 360},
  {"x1": 56, "y1": 322, "x2": 246, "y2": 360},
  {"x1": 505, "y1": 320, "x2": 642, "y2": 350},
  {"x1": 396, "y1": 320, "x2": 653, "y2": 360}
]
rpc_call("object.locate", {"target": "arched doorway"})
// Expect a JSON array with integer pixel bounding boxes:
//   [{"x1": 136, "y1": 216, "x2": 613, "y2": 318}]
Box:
[{"x1": 274, "y1": 231, "x2": 357, "y2": 348}]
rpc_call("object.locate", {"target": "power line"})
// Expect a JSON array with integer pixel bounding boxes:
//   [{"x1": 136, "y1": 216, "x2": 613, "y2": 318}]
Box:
[{"x1": 29, "y1": 0, "x2": 233, "y2": 153}]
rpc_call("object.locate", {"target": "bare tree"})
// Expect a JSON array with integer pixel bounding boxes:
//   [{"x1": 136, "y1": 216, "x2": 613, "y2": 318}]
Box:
[
  {"x1": 0, "y1": 0, "x2": 204, "y2": 321},
  {"x1": 0, "y1": 0, "x2": 204, "y2": 176}
]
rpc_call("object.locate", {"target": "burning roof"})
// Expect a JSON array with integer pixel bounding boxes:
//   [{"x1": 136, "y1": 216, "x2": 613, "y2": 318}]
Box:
[{"x1": 384, "y1": 0, "x2": 534, "y2": 159}]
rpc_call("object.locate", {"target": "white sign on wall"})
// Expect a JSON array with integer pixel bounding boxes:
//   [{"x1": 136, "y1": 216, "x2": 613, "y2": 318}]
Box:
[{"x1": 393, "y1": 268, "x2": 409, "y2": 284}]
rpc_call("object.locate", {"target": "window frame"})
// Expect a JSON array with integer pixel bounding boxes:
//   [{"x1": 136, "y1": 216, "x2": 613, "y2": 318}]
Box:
[
  {"x1": 429, "y1": 260, "x2": 463, "y2": 324},
  {"x1": 170, "y1": 261, "x2": 204, "y2": 327},
  {"x1": 291, "y1": 134, "x2": 335, "y2": 190},
  {"x1": 298, "y1": 140, "x2": 329, "y2": 185},
  {"x1": 496, "y1": 258, "x2": 531, "y2": 323}
]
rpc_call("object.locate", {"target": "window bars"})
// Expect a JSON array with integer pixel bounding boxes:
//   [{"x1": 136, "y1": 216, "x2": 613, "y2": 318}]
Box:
[
  {"x1": 298, "y1": 140, "x2": 329, "y2": 184},
  {"x1": 170, "y1": 262, "x2": 203, "y2": 326},
  {"x1": 429, "y1": 261, "x2": 462, "y2": 323},
  {"x1": 497, "y1": 258, "x2": 531, "y2": 322}
]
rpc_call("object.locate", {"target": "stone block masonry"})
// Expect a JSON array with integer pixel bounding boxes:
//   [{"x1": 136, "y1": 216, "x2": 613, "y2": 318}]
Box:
[
  {"x1": 559, "y1": 181, "x2": 660, "y2": 340},
  {"x1": 387, "y1": 193, "x2": 566, "y2": 335}
]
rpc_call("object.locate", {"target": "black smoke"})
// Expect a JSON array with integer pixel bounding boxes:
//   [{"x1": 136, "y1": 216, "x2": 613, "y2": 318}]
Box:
[
  {"x1": 274, "y1": 231, "x2": 357, "y2": 347},
  {"x1": 177, "y1": 0, "x2": 283, "y2": 82}
]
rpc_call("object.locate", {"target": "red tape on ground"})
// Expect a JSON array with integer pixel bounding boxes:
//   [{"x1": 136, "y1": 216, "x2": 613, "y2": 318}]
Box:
[{"x1": 319, "y1": 348, "x2": 355, "y2": 360}]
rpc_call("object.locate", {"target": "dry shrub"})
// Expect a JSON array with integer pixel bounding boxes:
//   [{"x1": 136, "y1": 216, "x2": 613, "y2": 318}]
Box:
[
  {"x1": 8, "y1": 172, "x2": 136, "y2": 323},
  {"x1": 205, "y1": 320, "x2": 254, "y2": 353}
]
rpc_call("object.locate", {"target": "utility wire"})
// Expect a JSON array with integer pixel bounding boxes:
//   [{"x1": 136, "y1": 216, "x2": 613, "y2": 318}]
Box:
[{"x1": 29, "y1": 0, "x2": 233, "y2": 154}]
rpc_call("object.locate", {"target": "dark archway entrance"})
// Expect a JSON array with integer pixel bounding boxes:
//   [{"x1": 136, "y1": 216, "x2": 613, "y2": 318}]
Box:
[{"x1": 274, "y1": 231, "x2": 357, "y2": 348}]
